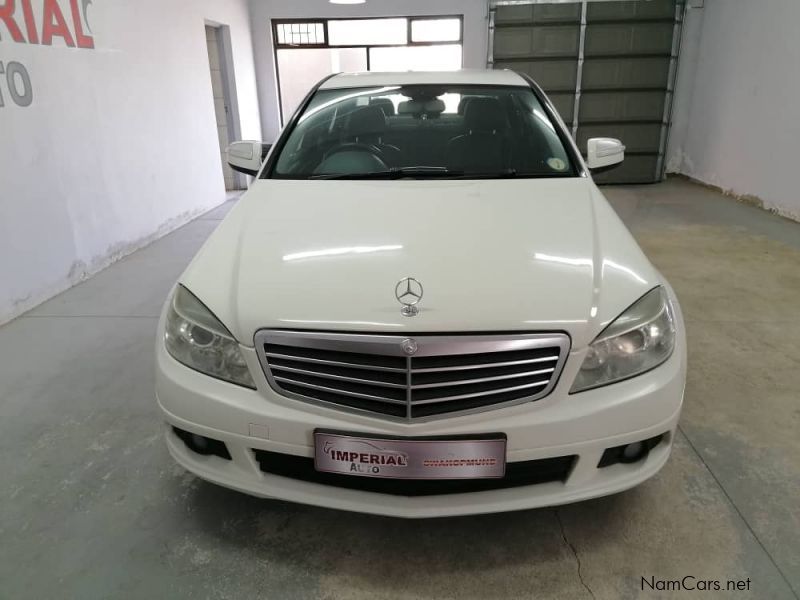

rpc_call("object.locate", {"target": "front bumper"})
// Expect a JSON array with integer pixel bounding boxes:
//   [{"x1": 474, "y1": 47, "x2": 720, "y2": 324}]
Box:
[{"x1": 155, "y1": 322, "x2": 686, "y2": 518}]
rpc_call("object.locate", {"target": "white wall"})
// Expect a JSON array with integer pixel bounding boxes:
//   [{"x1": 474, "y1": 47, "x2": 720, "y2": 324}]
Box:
[
  {"x1": 0, "y1": 0, "x2": 261, "y2": 324},
  {"x1": 666, "y1": 0, "x2": 800, "y2": 221},
  {"x1": 248, "y1": 0, "x2": 490, "y2": 143}
]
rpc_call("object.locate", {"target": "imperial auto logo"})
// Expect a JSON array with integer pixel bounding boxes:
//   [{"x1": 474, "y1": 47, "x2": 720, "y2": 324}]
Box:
[
  {"x1": 0, "y1": 0, "x2": 96, "y2": 48},
  {"x1": 1, "y1": 0, "x2": 97, "y2": 108},
  {"x1": 323, "y1": 440, "x2": 409, "y2": 475},
  {"x1": 315, "y1": 433, "x2": 508, "y2": 479}
]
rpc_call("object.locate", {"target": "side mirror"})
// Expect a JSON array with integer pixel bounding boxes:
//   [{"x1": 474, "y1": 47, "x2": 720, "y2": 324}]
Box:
[
  {"x1": 586, "y1": 138, "x2": 625, "y2": 173},
  {"x1": 226, "y1": 141, "x2": 271, "y2": 177}
]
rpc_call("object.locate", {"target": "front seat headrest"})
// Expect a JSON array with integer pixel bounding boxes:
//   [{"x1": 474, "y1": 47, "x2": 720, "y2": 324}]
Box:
[
  {"x1": 464, "y1": 97, "x2": 506, "y2": 134},
  {"x1": 458, "y1": 96, "x2": 476, "y2": 115},
  {"x1": 370, "y1": 97, "x2": 396, "y2": 116},
  {"x1": 347, "y1": 106, "x2": 387, "y2": 138}
]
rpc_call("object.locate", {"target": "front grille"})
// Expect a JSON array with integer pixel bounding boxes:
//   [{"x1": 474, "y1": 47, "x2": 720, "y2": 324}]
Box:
[
  {"x1": 255, "y1": 331, "x2": 570, "y2": 421},
  {"x1": 253, "y1": 449, "x2": 576, "y2": 496}
]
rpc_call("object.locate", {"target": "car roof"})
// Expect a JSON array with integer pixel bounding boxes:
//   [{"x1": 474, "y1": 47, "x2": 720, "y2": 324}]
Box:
[{"x1": 319, "y1": 69, "x2": 529, "y2": 90}]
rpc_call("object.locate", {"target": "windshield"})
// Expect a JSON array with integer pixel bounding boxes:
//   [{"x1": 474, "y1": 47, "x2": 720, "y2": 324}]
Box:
[{"x1": 267, "y1": 84, "x2": 577, "y2": 179}]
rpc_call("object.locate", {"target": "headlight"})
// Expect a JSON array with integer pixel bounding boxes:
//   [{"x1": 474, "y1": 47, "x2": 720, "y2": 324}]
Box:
[
  {"x1": 571, "y1": 287, "x2": 676, "y2": 393},
  {"x1": 165, "y1": 285, "x2": 256, "y2": 389}
]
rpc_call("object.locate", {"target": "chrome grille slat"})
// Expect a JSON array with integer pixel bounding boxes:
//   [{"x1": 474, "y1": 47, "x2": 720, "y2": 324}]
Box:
[
  {"x1": 256, "y1": 331, "x2": 570, "y2": 421},
  {"x1": 409, "y1": 379, "x2": 551, "y2": 405},
  {"x1": 270, "y1": 363, "x2": 407, "y2": 389},
  {"x1": 410, "y1": 355, "x2": 558, "y2": 373},
  {"x1": 272, "y1": 376, "x2": 407, "y2": 405},
  {"x1": 410, "y1": 367, "x2": 555, "y2": 389},
  {"x1": 265, "y1": 352, "x2": 406, "y2": 373}
]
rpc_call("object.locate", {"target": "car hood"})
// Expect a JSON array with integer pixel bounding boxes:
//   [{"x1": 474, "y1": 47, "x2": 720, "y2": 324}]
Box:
[{"x1": 180, "y1": 178, "x2": 660, "y2": 349}]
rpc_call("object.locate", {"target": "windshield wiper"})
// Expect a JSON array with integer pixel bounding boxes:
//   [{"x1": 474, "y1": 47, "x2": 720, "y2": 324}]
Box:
[
  {"x1": 309, "y1": 167, "x2": 464, "y2": 180},
  {"x1": 449, "y1": 169, "x2": 518, "y2": 179},
  {"x1": 307, "y1": 167, "x2": 544, "y2": 180},
  {"x1": 450, "y1": 169, "x2": 579, "y2": 179}
]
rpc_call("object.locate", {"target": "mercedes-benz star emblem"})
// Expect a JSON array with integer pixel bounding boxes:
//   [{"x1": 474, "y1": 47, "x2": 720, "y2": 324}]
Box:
[
  {"x1": 395, "y1": 277, "x2": 423, "y2": 317},
  {"x1": 401, "y1": 338, "x2": 418, "y2": 355}
]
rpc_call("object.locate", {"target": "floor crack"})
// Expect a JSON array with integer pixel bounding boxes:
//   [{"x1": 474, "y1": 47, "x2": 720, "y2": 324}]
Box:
[{"x1": 555, "y1": 508, "x2": 597, "y2": 600}]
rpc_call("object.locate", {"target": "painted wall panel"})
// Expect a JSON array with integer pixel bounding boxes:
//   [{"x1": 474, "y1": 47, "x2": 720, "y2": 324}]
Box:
[
  {"x1": 579, "y1": 91, "x2": 666, "y2": 122},
  {"x1": 583, "y1": 23, "x2": 674, "y2": 56},
  {"x1": 494, "y1": 59, "x2": 577, "y2": 91},
  {"x1": 0, "y1": 0, "x2": 261, "y2": 323},
  {"x1": 581, "y1": 57, "x2": 671, "y2": 90},
  {"x1": 587, "y1": 0, "x2": 676, "y2": 21},
  {"x1": 666, "y1": 0, "x2": 800, "y2": 221},
  {"x1": 494, "y1": 26, "x2": 579, "y2": 59},
  {"x1": 495, "y1": 4, "x2": 581, "y2": 25}
]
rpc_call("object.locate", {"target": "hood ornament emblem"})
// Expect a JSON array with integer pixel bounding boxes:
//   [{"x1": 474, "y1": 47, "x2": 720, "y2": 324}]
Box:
[
  {"x1": 395, "y1": 277, "x2": 423, "y2": 317},
  {"x1": 401, "y1": 338, "x2": 418, "y2": 355}
]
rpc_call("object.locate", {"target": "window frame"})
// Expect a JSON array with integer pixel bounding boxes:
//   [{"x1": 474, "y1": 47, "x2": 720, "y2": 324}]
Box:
[
  {"x1": 272, "y1": 15, "x2": 465, "y2": 126},
  {"x1": 408, "y1": 16, "x2": 463, "y2": 44},
  {"x1": 273, "y1": 20, "x2": 329, "y2": 49},
  {"x1": 272, "y1": 15, "x2": 464, "y2": 51}
]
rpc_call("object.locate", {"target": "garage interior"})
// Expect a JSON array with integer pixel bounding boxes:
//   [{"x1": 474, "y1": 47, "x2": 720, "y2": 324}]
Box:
[{"x1": 1, "y1": 0, "x2": 798, "y2": 598}]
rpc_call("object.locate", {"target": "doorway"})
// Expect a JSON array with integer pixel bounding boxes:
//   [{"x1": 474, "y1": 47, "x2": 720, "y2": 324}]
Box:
[
  {"x1": 205, "y1": 24, "x2": 245, "y2": 190},
  {"x1": 272, "y1": 16, "x2": 464, "y2": 123}
]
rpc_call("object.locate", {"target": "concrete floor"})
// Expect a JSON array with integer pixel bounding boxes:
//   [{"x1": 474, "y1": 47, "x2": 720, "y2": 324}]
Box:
[{"x1": 1, "y1": 178, "x2": 798, "y2": 599}]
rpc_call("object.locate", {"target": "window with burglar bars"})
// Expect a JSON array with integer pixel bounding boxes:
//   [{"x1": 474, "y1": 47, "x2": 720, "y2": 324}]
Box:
[
  {"x1": 275, "y1": 21, "x2": 326, "y2": 46},
  {"x1": 272, "y1": 16, "x2": 465, "y2": 124},
  {"x1": 273, "y1": 17, "x2": 463, "y2": 50}
]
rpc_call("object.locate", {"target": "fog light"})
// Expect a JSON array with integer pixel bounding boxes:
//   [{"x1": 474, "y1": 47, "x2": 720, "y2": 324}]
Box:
[
  {"x1": 172, "y1": 427, "x2": 232, "y2": 460},
  {"x1": 597, "y1": 433, "x2": 666, "y2": 468},
  {"x1": 190, "y1": 434, "x2": 209, "y2": 451},
  {"x1": 622, "y1": 442, "x2": 645, "y2": 462}
]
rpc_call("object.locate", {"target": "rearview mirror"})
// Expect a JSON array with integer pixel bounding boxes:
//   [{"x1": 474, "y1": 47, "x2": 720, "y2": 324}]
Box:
[
  {"x1": 586, "y1": 138, "x2": 625, "y2": 173},
  {"x1": 226, "y1": 141, "x2": 271, "y2": 177}
]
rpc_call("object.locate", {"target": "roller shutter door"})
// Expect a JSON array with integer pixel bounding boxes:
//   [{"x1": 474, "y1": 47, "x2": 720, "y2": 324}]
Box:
[{"x1": 491, "y1": 0, "x2": 684, "y2": 183}]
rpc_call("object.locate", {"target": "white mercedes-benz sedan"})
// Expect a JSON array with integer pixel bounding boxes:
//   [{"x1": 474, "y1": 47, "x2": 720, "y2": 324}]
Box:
[{"x1": 155, "y1": 70, "x2": 685, "y2": 518}]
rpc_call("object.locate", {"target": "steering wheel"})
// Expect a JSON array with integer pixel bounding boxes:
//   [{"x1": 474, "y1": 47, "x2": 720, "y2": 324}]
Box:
[
  {"x1": 314, "y1": 142, "x2": 389, "y2": 175},
  {"x1": 323, "y1": 142, "x2": 388, "y2": 164}
]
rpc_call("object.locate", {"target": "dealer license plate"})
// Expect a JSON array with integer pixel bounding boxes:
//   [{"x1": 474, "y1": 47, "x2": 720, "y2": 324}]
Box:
[{"x1": 314, "y1": 430, "x2": 507, "y2": 479}]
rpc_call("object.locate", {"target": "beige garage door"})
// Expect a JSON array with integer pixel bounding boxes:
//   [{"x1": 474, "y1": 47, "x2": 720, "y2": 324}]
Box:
[{"x1": 491, "y1": 0, "x2": 684, "y2": 183}]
